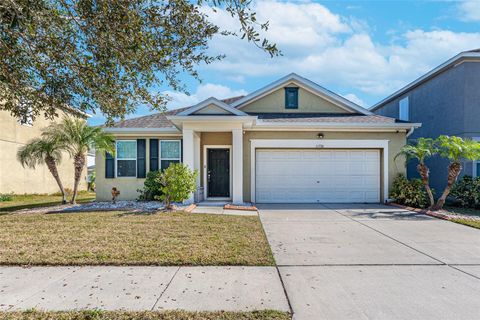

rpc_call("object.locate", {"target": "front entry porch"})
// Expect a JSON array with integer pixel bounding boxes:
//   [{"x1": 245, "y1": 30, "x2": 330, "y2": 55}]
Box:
[{"x1": 182, "y1": 128, "x2": 244, "y2": 204}]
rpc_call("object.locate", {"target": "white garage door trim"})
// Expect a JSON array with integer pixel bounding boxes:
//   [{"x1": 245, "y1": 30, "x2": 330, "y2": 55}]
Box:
[{"x1": 250, "y1": 139, "x2": 389, "y2": 203}]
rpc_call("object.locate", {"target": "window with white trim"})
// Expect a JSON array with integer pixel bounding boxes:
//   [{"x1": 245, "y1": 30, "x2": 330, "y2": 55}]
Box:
[
  {"x1": 399, "y1": 97, "x2": 409, "y2": 121},
  {"x1": 19, "y1": 106, "x2": 33, "y2": 126},
  {"x1": 116, "y1": 140, "x2": 137, "y2": 177},
  {"x1": 160, "y1": 140, "x2": 181, "y2": 170}
]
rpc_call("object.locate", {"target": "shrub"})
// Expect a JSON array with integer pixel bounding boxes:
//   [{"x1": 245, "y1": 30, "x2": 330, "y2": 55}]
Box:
[
  {"x1": 450, "y1": 175, "x2": 480, "y2": 208},
  {"x1": 155, "y1": 163, "x2": 198, "y2": 209},
  {"x1": 137, "y1": 170, "x2": 163, "y2": 201},
  {"x1": 390, "y1": 174, "x2": 431, "y2": 208},
  {"x1": 0, "y1": 193, "x2": 14, "y2": 202}
]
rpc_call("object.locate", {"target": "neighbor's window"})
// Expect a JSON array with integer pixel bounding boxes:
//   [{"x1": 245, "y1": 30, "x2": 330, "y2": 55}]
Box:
[
  {"x1": 19, "y1": 106, "x2": 33, "y2": 126},
  {"x1": 399, "y1": 97, "x2": 409, "y2": 121},
  {"x1": 285, "y1": 87, "x2": 299, "y2": 109},
  {"x1": 160, "y1": 140, "x2": 181, "y2": 170},
  {"x1": 116, "y1": 140, "x2": 137, "y2": 177}
]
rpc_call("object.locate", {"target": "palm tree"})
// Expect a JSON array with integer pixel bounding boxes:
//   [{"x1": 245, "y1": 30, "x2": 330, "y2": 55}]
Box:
[
  {"x1": 46, "y1": 117, "x2": 115, "y2": 204},
  {"x1": 395, "y1": 138, "x2": 437, "y2": 208},
  {"x1": 17, "y1": 136, "x2": 68, "y2": 204},
  {"x1": 432, "y1": 136, "x2": 480, "y2": 210}
]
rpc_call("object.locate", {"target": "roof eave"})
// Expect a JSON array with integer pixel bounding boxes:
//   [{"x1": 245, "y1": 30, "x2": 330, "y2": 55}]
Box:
[{"x1": 371, "y1": 52, "x2": 480, "y2": 111}]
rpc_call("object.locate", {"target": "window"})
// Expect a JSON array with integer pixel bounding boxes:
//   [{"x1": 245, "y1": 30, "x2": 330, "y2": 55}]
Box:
[
  {"x1": 160, "y1": 140, "x2": 181, "y2": 170},
  {"x1": 399, "y1": 97, "x2": 409, "y2": 121},
  {"x1": 19, "y1": 106, "x2": 33, "y2": 126},
  {"x1": 285, "y1": 87, "x2": 299, "y2": 109},
  {"x1": 116, "y1": 140, "x2": 137, "y2": 177}
]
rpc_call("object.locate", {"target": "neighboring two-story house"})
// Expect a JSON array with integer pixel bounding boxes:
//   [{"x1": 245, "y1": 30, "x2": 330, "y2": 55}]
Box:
[
  {"x1": 371, "y1": 49, "x2": 480, "y2": 193},
  {"x1": 0, "y1": 108, "x2": 88, "y2": 194}
]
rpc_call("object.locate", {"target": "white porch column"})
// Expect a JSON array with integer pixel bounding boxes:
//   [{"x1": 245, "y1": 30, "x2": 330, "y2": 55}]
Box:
[
  {"x1": 193, "y1": 132, "x2": 201, "y2": 187},
  {"x1": 183, "y1": 128, "x2": 195, "y2": 204},
  {"x1": 232, "y1": 128, "x2": 243, "y2": 204}
]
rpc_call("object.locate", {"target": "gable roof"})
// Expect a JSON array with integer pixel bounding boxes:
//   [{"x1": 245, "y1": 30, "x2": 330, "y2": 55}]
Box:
[
  {"x1": 231, "y1": 73, "x2": 373, "y2": 115},
  {"x1": 177, "y1": 97, "x2": 247, "y2": 116},
  {"x1": 106, "y1": 96, "x2": 244, "y2": 129},
  {"x1": 371, "y1": 49, "x2": 480, "y2": 111}
]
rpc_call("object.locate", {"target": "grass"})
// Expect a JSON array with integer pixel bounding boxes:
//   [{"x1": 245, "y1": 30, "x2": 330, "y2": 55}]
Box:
[
  {"x1": 0, "y1": 211, "x2": 274, "y2": 266},
  {"x1": 0, "y1": 192, "x2": 95, "y2": 213},
  {"x1": 442, "y1": 206, "x2": 480, "y2": 229},
  {"x1": 450, "y1": 219, "x2": 480, "y2": 229},
  {"x1": 0, "y1": 310, "x2": 291, "y2": 320}
]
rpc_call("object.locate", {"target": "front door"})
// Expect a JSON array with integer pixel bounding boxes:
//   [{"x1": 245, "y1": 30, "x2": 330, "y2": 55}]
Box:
[{"x1": 207, "y1": 148, "x2": 230, "y2": 198}]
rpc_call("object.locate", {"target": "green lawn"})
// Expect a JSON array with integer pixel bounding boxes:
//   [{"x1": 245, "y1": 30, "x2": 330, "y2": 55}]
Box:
[
  {"x1": 450, "y1": 219, "x2": 480, "y2": 229},
  {"x1": 0, "y1": 192, "x2": 95, "y2": 213},
  {"x1": 0, "y1": 211, "x2": 274, "y2": 266},
  {"x1": 0, "y1": 310, "x2": 291, "y2": 320},
  {"x1": 443, "y1": 206, "x2": 480, "y2": 229}
]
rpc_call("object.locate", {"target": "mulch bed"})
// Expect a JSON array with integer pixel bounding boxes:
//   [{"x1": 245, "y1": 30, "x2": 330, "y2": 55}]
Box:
[{"x1": 224, "y1": 204, "x2": 258, "y2": 212}]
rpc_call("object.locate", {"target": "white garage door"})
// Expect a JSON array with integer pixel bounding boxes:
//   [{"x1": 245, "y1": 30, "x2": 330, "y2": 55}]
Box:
[{"x1": 255, "y1": 149, "x2": 380, "y2": 203}]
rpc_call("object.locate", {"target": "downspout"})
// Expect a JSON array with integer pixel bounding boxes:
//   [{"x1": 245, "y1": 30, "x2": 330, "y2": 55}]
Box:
[{"x1": 406, "y1": 126, "x2": 415, "y2": 138}]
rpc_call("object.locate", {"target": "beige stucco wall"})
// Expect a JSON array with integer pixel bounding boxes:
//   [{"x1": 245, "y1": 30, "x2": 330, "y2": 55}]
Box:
[
  {"x1": 240, "y1": 86, "x2": 349, "y2": 114},
  {"x1": 194, "y1": 104, "x2": 232, "y2": 115},
  {"x1": 95, "y1": 136, "x2": 179, "y2": 201},
  {"x1": 95, "y1": 131, "x2": 407, "y2": 203},
  {"x1": 0, "y1": 110, "x2": 87, "y2": 194},
  {"x1": 242, "y1": 131, "x2": 407, "y2": 202}
]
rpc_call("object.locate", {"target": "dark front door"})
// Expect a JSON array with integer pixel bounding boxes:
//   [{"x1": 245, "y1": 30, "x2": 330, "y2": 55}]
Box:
[{"x1": 207, "y1": 148, "x2": 230, "y2": 197}]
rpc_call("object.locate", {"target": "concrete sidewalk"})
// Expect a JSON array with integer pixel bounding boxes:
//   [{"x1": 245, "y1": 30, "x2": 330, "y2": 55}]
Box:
[{"x1": 0, "y1": 266, "x2": 289, "y2": 312}]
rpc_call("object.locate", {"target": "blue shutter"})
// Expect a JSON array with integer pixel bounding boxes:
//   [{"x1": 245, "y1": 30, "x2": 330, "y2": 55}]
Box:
[
  {"x1": 181, "y1": 139, "x2": 183, "y2": 162},
  {"x1": 150, "y1": 139, "x2": 159, "y2": 171},
  {"x1": 285, "y1": 87, "x2": 299, "y2": 109},
  {"x1": 105, "y1": 152, "x2": 115, "y2": 178},
  {"x1": 137, "y1": 139, "x2": 146, "y2": 178}
]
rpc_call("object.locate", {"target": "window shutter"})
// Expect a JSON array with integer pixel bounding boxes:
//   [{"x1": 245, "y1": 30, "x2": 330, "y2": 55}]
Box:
[
  {"x1": 137, "y1": 139, "x2": 146, "y2": 178},
  {"x1": 181, "y1": 139, "x2": 183, "y2": 162},
  {"x1": 150, "y1": 139, "x2": 159, "y2": 171},
  {"x1": 105, "y1": 152, "x2": 115, "y2": 178}
]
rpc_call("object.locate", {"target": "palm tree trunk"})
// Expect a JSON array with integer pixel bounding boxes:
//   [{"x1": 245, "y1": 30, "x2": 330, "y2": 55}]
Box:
[
  {"x1": 432, "y1": 161, "x2": 462, "y2": 211},
  {"x1": 45, "y1": 155, "x2": 67, "y2": 204},
  {"x1": 71, "y1": 153, "x2": 85, "y2": 204},
  {"x1": 417, "y1": 163, "x2": 435, "y2": 208}
]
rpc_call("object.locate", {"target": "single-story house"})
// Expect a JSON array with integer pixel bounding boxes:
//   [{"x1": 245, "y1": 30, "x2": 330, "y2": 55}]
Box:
[{"x1": 96, "y1": 73, "x2": 420, "y2": 204}]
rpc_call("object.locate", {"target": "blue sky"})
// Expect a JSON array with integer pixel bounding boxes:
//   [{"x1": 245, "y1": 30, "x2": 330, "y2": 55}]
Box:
[{"x1": 89, "y1": 0, "x2": 480, "y2": 125}]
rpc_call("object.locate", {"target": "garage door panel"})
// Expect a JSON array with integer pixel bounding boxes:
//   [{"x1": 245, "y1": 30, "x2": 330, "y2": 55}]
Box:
[{"x1": 255, "y1": 149, "x2": 380, "y2": 203}]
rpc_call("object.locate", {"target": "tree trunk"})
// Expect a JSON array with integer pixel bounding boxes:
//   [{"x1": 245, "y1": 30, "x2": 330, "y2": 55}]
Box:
[
  {"x1": 432, "y1": 161, "x2": 462, "y2": 211},
  {"x1": 71, "y1": 153, "x2": 86, "y2": 204},
  {"x1": 417, "y1": 163, "x2": 435, "y2": 208},
  {"x1": 45, "y1": 155, "x2": 67, "y2": 204}
]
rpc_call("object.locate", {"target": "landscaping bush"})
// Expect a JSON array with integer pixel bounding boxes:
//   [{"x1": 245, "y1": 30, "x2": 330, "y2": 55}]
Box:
[
  {"x1": 156, "y1": 163, "x2": 197, "y2": 209},
  {"x1": 450, "y1": 175, "x2": 480, "y2": 208},
  {"x1": 0, "y1": 193, "x2": 13, "y2": 202},
  {"x1": 137, "y1": 170, "x2": 163, "y2": 201},
  {"x1": 390, "y1": 174, "x2": 431, "y2": 208}
]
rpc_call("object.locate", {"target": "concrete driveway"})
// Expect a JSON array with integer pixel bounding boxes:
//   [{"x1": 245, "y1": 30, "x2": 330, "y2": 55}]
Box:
[{"x1": 258, "y1": 203, "x2": 480, "y2": 320}]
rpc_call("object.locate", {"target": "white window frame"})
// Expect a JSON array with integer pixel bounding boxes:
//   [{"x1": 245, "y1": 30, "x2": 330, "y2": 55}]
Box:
[
  {"x1": 115, "y1": 140, "x2": 137, "y2": 178},
  {"x1": 19, "y1": 106, "x2": 33, "y2": 126},
  {"x1": 399, "y1": 97, "x2": 409, "y2": 121},
  {"x1": 159, "y1": 139, "x2": 182, "y2": 170}
]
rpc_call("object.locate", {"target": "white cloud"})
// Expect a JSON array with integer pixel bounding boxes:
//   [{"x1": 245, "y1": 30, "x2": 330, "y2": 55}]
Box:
[
  {"x1": 342, "y1": 93, "x2": 366, "y2": 107},
  {"x1": 201, "y1": 0, "x2": 480, "y2": 101},
  {"x1": 163, "y1": 83, "x2": 247, "y2": 109},
  {"x1": 458, "y1": 0, "x2": 480, "y2": 22}
]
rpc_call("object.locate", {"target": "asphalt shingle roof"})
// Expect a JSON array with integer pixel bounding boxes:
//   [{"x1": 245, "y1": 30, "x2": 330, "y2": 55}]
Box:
[{"x1": 108, "y1": 96, "x2": 402, "y2": 128}]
